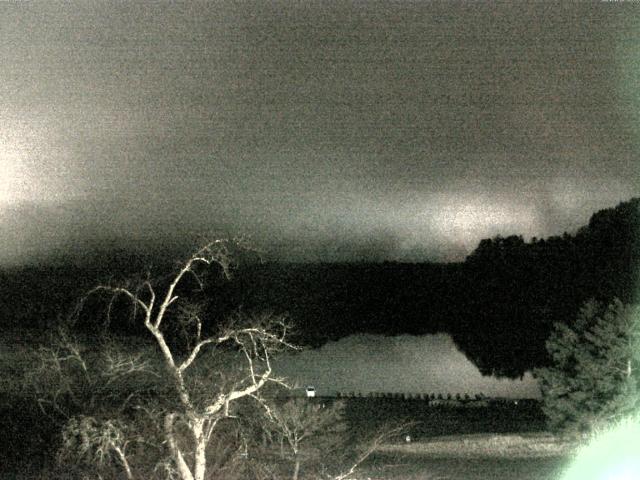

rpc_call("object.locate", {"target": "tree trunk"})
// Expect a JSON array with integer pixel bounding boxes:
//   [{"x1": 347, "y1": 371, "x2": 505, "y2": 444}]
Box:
[
  {"x1": 292, "y1": 456, "x2": 301, "y2": 480},
  {"x1": 164, "y1": 413, "x2": 195, "y2": 480},
  {"x1": 193, "y1": 419, "x2": 208, "y2": 480}
]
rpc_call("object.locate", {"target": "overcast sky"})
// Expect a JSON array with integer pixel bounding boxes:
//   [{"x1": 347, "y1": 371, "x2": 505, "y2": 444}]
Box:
[{"x1": 1, "y1": 1, "x2": 639, "y2": 264}]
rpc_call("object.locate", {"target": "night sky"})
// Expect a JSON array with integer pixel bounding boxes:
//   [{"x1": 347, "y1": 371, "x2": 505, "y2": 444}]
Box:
[{"x1": 2, "y1": 1, "x2": 640, "y2": 265}]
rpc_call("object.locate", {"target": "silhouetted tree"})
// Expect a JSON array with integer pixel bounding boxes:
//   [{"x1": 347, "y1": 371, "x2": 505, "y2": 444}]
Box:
[
  {"x1": 30, "y1": 241, "x2": 296, "y2": 480},
  {"x1": 534, "y1": 299, "x2": 640, "y2": 433}
]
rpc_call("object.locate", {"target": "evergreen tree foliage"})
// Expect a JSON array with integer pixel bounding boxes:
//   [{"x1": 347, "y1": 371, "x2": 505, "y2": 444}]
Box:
[{"x1": 534, "y1": 299, "x2": 640, "y2": 433}]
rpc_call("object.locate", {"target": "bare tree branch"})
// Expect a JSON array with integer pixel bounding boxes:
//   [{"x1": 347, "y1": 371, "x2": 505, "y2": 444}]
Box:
[
  {"x1": 332, "y1": 421, "x2": 416, "y2": 480},
  {"x1": 178, "y1": 338, "x2": 218, "y2": 373},
  {"x1": 39, "y1": 239, "x2": 297, "y2": 480}
]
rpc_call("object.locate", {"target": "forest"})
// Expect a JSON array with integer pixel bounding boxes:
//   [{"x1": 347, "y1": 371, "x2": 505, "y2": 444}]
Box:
[{"x1": 2, "y1": 197, "x2": 638, "y2": 379}]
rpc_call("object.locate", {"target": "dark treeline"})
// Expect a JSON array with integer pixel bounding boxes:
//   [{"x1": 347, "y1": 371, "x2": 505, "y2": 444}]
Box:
[
  {"x1": 2, "y1": 198, "x2": 638, "y2": 378},
  {"x1": 213, "y1": 198, "x2": 640, "y2": 377},
  {"x1": 456, "y1": 197, "x2": 639, "y2": 377}
]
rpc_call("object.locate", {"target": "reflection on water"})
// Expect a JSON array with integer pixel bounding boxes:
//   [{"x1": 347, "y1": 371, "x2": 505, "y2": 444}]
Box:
[{"x1": 274, "y1": 333, "x2": 541, "y2": 398}]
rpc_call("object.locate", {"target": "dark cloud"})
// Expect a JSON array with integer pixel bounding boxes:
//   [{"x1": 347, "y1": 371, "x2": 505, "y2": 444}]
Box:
[{"x1": 1, "y1": 2, "x2": 639, "y2": 264}]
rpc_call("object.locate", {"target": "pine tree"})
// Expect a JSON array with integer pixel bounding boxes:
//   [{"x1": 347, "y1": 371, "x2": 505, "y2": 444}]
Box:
[{"x1": 534, "y1": 299, "x2": 640, "y2": 433}]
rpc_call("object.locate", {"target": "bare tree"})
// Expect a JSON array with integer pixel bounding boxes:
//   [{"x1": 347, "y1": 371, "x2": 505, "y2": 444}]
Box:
[
  {"x1": 254, "y1": 397, "x2": 413, "y2": 480},
  {"x1": 33, "y1": 240, "x2": 296, "y2": 480},
  {"x1": 264, "y1": 399, "x2": 347, "y2": 480},
  {"x1": 331, "y1": 421, "x2": 411, "y2": 480},
  {"x1": 30, "y1": 329, "x2": 160, "y2": 420}
]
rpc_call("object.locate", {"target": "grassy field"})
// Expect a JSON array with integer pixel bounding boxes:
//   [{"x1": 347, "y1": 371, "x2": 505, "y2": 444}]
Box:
[
  {"x1": 363, "y1": 453, "x2": 571, "y2": 480},
  {"x1": 343, "y1": 397, "x2": 547, "y2": 439},
  {"x1": 338, "y1": 398, "x2": 577, "y2": 480},
  {"x1": 378, "y1": 432, "x2": 575, "y2": 458},
  {"x1": 357, "y1": 433, "x2": 576, "y2": 480}
]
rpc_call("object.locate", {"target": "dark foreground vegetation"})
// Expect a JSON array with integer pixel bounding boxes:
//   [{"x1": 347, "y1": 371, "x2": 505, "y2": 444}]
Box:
[{"x1": 0, "y1": 389, "x2": 547, "y2": 478}]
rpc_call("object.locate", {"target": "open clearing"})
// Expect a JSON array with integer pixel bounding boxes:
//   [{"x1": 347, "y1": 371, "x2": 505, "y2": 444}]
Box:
[
  {"x1": 358, "y1": 433, "x2": 577, "y2": 480},
  {"x1": 364, "y1": 454, "x2": 570, "y2": 480},
  {"x1": 377, "y1": 432, "x2": 576, "y2": 458}
]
